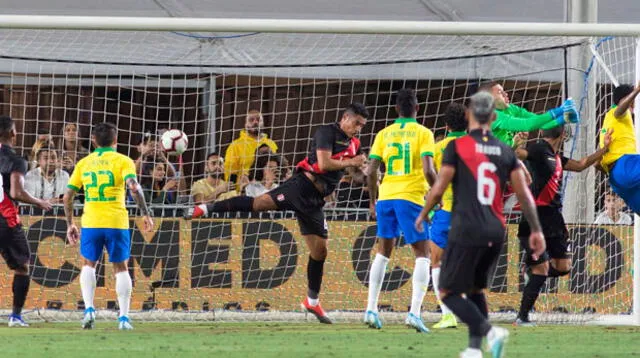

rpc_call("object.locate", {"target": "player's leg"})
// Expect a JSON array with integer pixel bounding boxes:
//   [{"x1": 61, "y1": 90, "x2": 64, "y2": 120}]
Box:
[
  {"x1": 516, "y1": 236, "x2": 550, "y2": 326},
  {"x1": 1, "y1": 226, "x2": 32, "y2": 327},
  {"x1": 546, "y1": 229, "x2": 572, "y2": 278},
  {"x1": 364, "y1": 200, "x2": 399, "y2": 329},
  {"x1": 79, "y1": 228, "x2": 105, "y2": 329},
  {"x1": 105, "y1": 228, "x2": 133, "y2": 330},
  {"x1": 429, "y1": 210, "x2": 457, "y2": 329}
]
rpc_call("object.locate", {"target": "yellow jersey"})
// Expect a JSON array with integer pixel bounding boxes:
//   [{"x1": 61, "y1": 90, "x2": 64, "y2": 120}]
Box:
[
  {"x1": 599, "y1": 106, "x2": 637, "y2": 172},
  {"x1": 224, "y1": 130, "x2": 278, "y2": 181},
  {"x1": 67, "y1": 147, "x2": 137, "y2": 229},
  {"x1": 435, "y1": 131, "x2": 466, "y2": 212},
  {"x1": 369, "y1": 118, "x2": 435, "y2": 206}
]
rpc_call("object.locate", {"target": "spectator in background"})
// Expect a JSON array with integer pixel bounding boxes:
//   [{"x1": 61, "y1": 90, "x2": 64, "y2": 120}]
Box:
[
  {"x1": 24, "y1": 148, "x2": 69, "y2": 203},
  {"x1": 140, "y1": 161, "x2": 177, "y2": 204},
  {"x1": 224, "y1": 110, "x2": 278, "y2": 184},
  {"x1": 59, "y1": 123, "x2": 89, "y2": 174},
  {"x1": 135, "y1": 132, "x2": 177, "y2": 177},
  {"x1": 30, "y1": 127, "x2": 56, "y2": 169},
  {"x1": 191, "y1": 153, "x2": 239, "y2": 204},
  {"x1": 246, "y1": 153, "x2": 282, "y2": 197},
  {"x1": 594, "y1": 192, "x2": 633, "y2": 225},
  {"x1": 336, "y1": 166, "x2": 369, "y2": 209}
]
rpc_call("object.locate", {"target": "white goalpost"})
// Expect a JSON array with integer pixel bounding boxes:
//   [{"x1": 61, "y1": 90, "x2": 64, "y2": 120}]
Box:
[{"x1": 0, "y1": 15, "x2": 638, "y2": 326}]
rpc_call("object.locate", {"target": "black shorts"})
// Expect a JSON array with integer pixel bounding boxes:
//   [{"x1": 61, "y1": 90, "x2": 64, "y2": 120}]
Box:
[
  {"x1": 268, "y1": 173, "x2": 328, "y2": 238},
  {"x1": 518, "y1": 208, "x2": 570, "y2": 266},
  {"x1": 439, "y1": 241, "x2": 502, "y2": 294},
  {"x1": 0, "y1": 224, "x2": 30, "y2": 270}
]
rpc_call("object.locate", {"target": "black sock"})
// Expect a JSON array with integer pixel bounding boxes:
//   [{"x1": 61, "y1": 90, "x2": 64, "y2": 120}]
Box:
[
  {"x1": 547, "y1": 265, "x2": 569, "y2": 278},
  {"x1": 518, "y1": 274, "x2": 547, "y2": 321},
  {"x1": 307, "y1": 256, "x2": 325, "y2": 300},
  {"x1": 468, "y1": 292, "x2": 489, "y2": 319},
  {"x1": 12, "y1": 274, "x2": 30, "y2": 316},
  {"x1": 208, "y1": 196, "x2": 254, "y2": 213},
  {"x1": 442, "y1": 294, "x2": 491, "y2": 346}
]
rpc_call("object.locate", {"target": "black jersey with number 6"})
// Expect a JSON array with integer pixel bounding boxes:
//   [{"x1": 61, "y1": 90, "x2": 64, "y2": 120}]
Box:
[
  {"x1": 442, "y1": 129, "x2": 520, "y2": 247},
  {"x1": 0, "y1": 144, "x2": 28, "y2": 228}
]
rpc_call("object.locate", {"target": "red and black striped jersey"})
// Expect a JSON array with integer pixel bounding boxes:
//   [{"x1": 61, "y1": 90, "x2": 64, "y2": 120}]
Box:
[
  {"x1": 443, "y1": 129, "x2": 520, "y2": 247},
  {"x1": 296, "y1": 123, "x2": 360, "y2": 196},
  {"x1": 0, "y1": 144, "x2": 27, "y2": 228},
  {"x1": 523, "y1": 140, "x2": 569, "y2": 209}
]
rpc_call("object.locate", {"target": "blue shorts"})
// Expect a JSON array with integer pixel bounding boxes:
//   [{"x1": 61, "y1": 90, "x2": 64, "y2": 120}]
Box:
[
  {"x1": 609, "y1": 154, "x2": 640, "y2": 214},
  {"x1": 429, "y1": 210, "x2": 451, "y2": 249},
  {"x1": 376, "y1": 199, "x2": 429, "y2": 244},
  {"x1": 80, "y1": 228, "x2": 131, "y2": 263}
]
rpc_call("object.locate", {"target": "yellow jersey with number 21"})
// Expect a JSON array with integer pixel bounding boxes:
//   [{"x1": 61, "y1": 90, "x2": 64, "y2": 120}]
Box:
[
  {"x1": 369, "y1": 118, "x2": 435, "y2": 206},
  {"x1": 67, "y1": 147, "x2": 137, "y2": 229}
]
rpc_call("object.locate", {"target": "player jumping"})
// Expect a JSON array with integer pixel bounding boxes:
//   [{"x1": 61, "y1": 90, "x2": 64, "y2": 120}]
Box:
[
  {"x1": 64, "y1": 122, "x2": 154, "y2": 330},
  {"x1": 430, "y1": 102, "x2": 467, "y2": 330},
  {"x1": 515, "y1": 125, "x2": 612, "y2": 326},
  {"x1": 415, "y1": 92, "x2": 546, "y2": 358},
  {"x1": 364, "y1": 88, "x2": 437, "y2": 332},
  {"x1": 188, "y1": 103, "x2": 369, "y2": 324},
  {"x1": 0, "y1": 116, "x2": 53, "y2": 327}
]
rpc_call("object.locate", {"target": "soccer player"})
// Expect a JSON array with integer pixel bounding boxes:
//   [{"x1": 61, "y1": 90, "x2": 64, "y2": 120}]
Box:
[
  {"x1": 0, "y1": 115, "x2": 53, "y2": 327},
  {"x1": 515, "y1": 125, "x2": 612, "y2": 326},
  {"x1": 63, "y1": 122, "x2": 154, "y2": 330},
  {"x1": 598, "y1": 82, "x2": 640, "y2": 214},
  {"x1": 364, "y1": 88, "x2": 437, "y2": 333},
  {"x1": 189, "y1": 103, "x2": 369, "y2": 324},
  {"x1": 415, "y1": 92, "x2": 546, "y2": 358},
  {"x1": 479, "y1": 81, "x2": 579, "y2": 148},
  {"x1": 430, "y1": 102, "x2": 467, "y2": 330}
]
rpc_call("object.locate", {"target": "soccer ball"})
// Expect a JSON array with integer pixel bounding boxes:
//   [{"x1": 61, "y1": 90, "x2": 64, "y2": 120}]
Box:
[{"x1": 160, "y1": 129, "x2": 189, "y2": 155}]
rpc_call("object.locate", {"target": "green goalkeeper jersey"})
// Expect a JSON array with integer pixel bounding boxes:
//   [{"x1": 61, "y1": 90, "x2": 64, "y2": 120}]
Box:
[{"x1": 492, "y1": 103, "x2": 561, "y2": 147}]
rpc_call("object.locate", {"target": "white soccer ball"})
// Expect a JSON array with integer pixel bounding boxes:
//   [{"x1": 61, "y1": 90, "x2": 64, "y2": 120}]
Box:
[{"x1": 160, "y1": 129, "x2": 189, "y2": 155}]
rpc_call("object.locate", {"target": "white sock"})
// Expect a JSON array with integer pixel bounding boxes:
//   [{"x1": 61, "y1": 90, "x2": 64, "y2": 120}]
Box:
[
  {"x1": 115, "y1": 271, "x2": 132, "y2": 318},
  {"x1": 307, "y1": 297, "x2": 319, "y2": 306},
  {"x1": 80, "y1": 266, "x2": 96, "y2": 310},
  {"x1": 410, "y1": 257, "x2": 431, "y2": 316},
  {"x1": 432, "y1": 267, "x2": 452, "y2": 315},
  {"x1": 366, "y1": 254, "x2": 390, "y2": 312}
]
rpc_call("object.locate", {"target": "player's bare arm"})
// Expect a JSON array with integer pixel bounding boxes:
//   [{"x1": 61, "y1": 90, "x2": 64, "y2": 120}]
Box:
[
  {"x1": 316, "y1": 150, "x2": 365, "y2": 171},
  {"x1": 10, "y1": 171, "x2": 52, "y2": 211},
  {"x1": 421, "y1": 155, "x2": 437, "y2": 186},
  {"x1": 366, "y1": 158, "x2": 381, "y2": 219},
  {"x1": 614, "y1": 81, "x2": 640, "y2": 118},
  {"x1": 564, "y1": 129, "x2": 612, "y2": 172},
  {"x1": 62, "y1": 188, "x2": 80, "y2": 245},
  {"x1": 126, "y1": 177, "x2": 154, "y2": 232},
  {"x1": 510, "y1": 167, "x2": 546, "y2": 259},
  {"x1": 415, "y1": 164, "x2": 455, "y2": 232}
]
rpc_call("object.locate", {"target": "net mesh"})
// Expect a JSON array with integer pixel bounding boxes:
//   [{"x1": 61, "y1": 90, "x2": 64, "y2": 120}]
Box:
[{"x1": 0, "y1": 29, "x2": 635, "y2": 324}]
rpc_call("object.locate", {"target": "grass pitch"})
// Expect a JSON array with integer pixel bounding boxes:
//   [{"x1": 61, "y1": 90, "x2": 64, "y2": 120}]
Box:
[{"x1": 0, "y1": 322, "x2": 638, "y2": 357}]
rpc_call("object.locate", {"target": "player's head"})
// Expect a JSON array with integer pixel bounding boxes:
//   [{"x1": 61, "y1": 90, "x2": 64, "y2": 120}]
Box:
[
  {"x1": 444, "y1": 102, "x2": 467, "y2": 132},
  {"x1": 468, "y1": 91, "x2": 496, "y2": 127},
  {"x1": 395, "y1": 88, "x2": 419, "y2": 118},
  {"x1": 37, "y1": 148, "x2": 58, "y2": 175},
  {"x1": 541, "y1": 125, "x2": 569, "y2": 150},
  {"x1": 478, "y1": 81, "x2": 509, "y2": 109},
  {"x1": 613, "y1": 84, "x2": 635, "y2": 107},
  {"x1": 0, "y1": 115, "x2": 17, "y2": 144},
  {"x1": 340, "y1": 103, "x2": 369, "y2": 137},
  {"x1": 205, "y1": 152, "x2": 225, "y2": 179},
  {"x1": 245, "y1": 110, "x2": 264, "y2": 136},
  {"x1": 92, "y1": 122, "x2": 117, "y2": 148}
]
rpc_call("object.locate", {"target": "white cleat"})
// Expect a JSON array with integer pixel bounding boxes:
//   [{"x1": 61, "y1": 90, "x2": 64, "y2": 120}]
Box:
[
  {"x1": 460, "y1": 348, "x2": 483, "y2": 358},
  {"x1": 82, "y1": 308, "x2": 96, "y2": 329},
  {"x1": 118, "y1": 316, "x2": 133, "y2": 330},
  {"x1": 486, "y1": 326, "x2": 510, "y2": 358},
  {"x1": 8, "y1": 314, "x2": 29, "y2": 327}
]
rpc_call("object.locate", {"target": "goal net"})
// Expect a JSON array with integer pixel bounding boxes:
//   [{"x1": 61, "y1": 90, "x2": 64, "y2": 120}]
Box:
[{"x1": 0, "y1": 24, "x2": 636, "y2": 325}]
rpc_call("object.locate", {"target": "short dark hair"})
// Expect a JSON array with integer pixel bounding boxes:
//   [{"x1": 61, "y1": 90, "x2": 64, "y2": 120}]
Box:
[
  {"x1": 207, "y1": 152, "x2": 220, "y2": 161},
  {"x1": 613, "y1": 84, "x2": 634, "y2": 105},
  {"x1": 344, "y1": 103, "x2": 369, "y2": 119},
  {"x1": 477, "y1": 81, "x2": 500, "y2": 93},
  {"x1": 395, "y1": 88, "x2": 418, "y2": 117},
  {"x1": 0, "y1": 115, "x2": 14, "y2": 139},
  {"x1": 443, "y1": 102, "x2": 467, "y2": 132},
  {"x1": 542, "y1": 125, "x2": 565, "y2": 139},
  {"x1": 250, "y1": 153, "x2": 282, "y2": 182},
  {"x1": 93, "y1": 122, "x2": 117, "y2": 147}
]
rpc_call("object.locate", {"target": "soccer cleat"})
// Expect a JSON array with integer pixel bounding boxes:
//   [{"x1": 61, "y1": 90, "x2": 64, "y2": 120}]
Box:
[
  {"x1": 459, "y1": 348, "x2": 483, "y2": 358},
  {"x1": 186, "y1": 204, "x2": 208, "y2": 220},
  {"x1": 405, "y1": 313, "x2": 430, "y2": 333},
  {"x1": 8, "y1": 314, "x2": 29, "y2": 327},
  {"x1": 82, "y1": 307, "x2": 96, "y2": 330},
  {"x1": 513, "y1": 317, "x2": 536, "y2": 327},
  {"x1": 301, "y1": 298, "x2": 332, "y2": 324},
  {"x1": 118, "y1": 316, "x2": 133, "y2": 330},
  {"x1": 432, "y1": 312, "x2": 458, "y2": 329},
  {"x1": 486, "y1": 326, "x2": 510, "y2": 358},
  {"x1": 363, "y1": 310, "x2": 383, "y2": 329}
]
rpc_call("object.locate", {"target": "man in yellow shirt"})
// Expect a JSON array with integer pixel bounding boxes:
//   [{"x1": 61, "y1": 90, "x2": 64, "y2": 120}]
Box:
[
  {"x1": 599, "y1": 83, "x2": 640, "y2": 214},
  {"x1": 430, "y1": 102, "x2": 467, "y2": 330},
  {"x1": 224, "y1": 110, "x2": 278, "y2": 183},
  {"x1": 191, "y1": 153, "x2": 241, "y2": 204},
  {"x1": 63, "y1": 123, "x2": 153, "y2": 331},
  {"x1": 364, "y1": 88, "x2": 437, "y2": 332}
]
